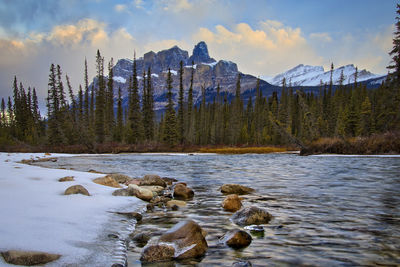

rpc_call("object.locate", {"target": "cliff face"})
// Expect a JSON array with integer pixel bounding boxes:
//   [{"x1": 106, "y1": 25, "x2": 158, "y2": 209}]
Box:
[{"x1": 108, "y1": 41, "x2": 263, "y2": 109}]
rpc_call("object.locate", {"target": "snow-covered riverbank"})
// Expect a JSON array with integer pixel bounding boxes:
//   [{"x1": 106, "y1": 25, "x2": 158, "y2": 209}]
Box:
[{"x1": 0, "y1": 153, "x2": 145, "y2": 266}]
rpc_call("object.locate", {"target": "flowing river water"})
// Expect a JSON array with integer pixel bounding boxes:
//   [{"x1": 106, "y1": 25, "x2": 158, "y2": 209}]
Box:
[{"x1": 36, "y1": 153, "x2": 400, "y2": 266}]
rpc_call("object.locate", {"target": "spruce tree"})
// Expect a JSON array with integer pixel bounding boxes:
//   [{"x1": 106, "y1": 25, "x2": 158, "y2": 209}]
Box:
[
  {"x1": 95, "y1": 49, "x2": 106, "y2": 143},
  {"x1": 177, "y1": 61, "x2": 185, "y2": 144},
  {"x1": 186, "y1": 61, "x2": 195, "y2": 143},
  {"x1": 115, "y1": 86, "x2": 123, "y2": 142},
  {"x1": 127, "y1": 54, "x2": 144, "y2": 143},
  {"x1": 388, "y1": 4, "x2": 400, "y2": 81},
  {"x1": 163, "y1": 69, "x2": 177, "y2": 145}
]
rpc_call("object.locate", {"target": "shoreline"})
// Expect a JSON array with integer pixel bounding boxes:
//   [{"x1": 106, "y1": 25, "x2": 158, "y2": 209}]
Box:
[{"x1": 0, "y1": 152, "x2": 146, "y2": 266}]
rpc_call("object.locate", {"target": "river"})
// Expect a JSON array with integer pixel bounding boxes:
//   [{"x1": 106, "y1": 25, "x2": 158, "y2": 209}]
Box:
[{"x1": 37, "y1": 153, "x2": 400, "y2": 266}]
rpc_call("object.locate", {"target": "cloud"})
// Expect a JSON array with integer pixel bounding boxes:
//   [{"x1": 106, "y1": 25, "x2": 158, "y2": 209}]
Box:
[
  {"x1": 310, "y1": 32, "x2": 332, "y2": 43},
  {"x1": 114, "y1": 4, "x2": 127, "y2": 12},
  {"x1": 193, "y1": 21, "x2": 323, "y2": 76},
  {"x1": 134, "y1": 0, "x2": 144, "y2": 9},
  {"x1": 162, "y1": 0, "x2": 192, "y2": 12}
]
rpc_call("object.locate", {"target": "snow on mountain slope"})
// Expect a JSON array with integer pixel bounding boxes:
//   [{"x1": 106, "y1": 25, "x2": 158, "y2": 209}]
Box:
[{"x1": 267, "y1": 64, "x2": 383, "y2": 86}]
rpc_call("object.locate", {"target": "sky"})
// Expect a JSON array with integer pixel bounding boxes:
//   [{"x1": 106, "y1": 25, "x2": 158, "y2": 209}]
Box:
[{"x1": 0, "y1": 0, "x2": 396, "y2": 110}]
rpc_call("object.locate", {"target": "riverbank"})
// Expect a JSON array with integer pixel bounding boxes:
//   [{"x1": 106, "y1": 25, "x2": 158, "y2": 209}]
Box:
[
  {"x1": 300, "y1": 132, "x2": 400, "y2": 155},
  {"x1": 0, "y1": 153, "x2": 145, "y2": 266},
  {"x1": 0, "y1": 143, "x2": 296, "y2": 155}
]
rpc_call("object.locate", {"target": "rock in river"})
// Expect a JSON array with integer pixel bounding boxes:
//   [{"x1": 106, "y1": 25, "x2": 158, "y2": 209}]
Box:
[
  {"x1": 64, "y1": 185, "x2": 90, "y2": 196},
  {"x1": 140, "y1": 174, "x2": 167, "y2": 187},
  {"x1": 220, "y1": 184, "x2": 254, "y2": 195},
  {"x1": 1, "y1": 250, "x2": 61, "y2": 266},
  {"x1": 231, "y1": 206, "x2": 272, "y2": 226},
  {"x1": 220, "y1": 229, "x2": 252, "y2": 249},
  {"x1": 128, "y1": 184, "x2": 154, "y2": 201},
  {"x1": 173, "y1": 184, "x2": 194, "y2": 200},
  {"x1": 140, "y1": 220, "x2": 208, "y2": 262},
  {"x1": 222, "y1": 194, "x2": 242, "y2": 212}
]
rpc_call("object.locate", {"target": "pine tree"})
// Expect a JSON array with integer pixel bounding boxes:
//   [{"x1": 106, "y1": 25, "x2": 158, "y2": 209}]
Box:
[
  {"x1": 143, "y1": 67, "x2": 155, "y2": 140},
  {"x1": 106, "y1": 58, "x2": 115, "y2": 140},
  {"x1": 115, "y1": 86, "x2": 123, "y2": 142},
  {"x1": 47, "y1": 64, "x2": 63, "y2": 145},
  {"x1": 127, "y1": 54, "x2": 144, "y2": 143},
  {"x1": 177, "y1": 61, "x2": 185, "y2": 144},
  {"x1": 186, "y1": 61, "x2": 195, "y2": 143},
  {"x1": 163, "y1": 69, "x2": 177, "y2": 145},
  {"x1": 388, "y1": 4, "x2": 400, "y2": 82},
  {"x1": 95, "y1": 49, "x2": 106, "y2": 143}
]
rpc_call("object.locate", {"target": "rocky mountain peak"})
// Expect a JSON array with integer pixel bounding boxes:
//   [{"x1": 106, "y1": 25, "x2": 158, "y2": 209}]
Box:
[{"x1": 188, "y1": 41, "x2": 215, "y2": 64}]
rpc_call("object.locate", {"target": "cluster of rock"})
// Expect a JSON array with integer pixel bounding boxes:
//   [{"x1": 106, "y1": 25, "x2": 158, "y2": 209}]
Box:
[
  {"x1": 10, "y1": 164, "x2": 272, "y2": 266},
  {"x1": 131, "y1": 181, "x2": 272, "y2": 265}
]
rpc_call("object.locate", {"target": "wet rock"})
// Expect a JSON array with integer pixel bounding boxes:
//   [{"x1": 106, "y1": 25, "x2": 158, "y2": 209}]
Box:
[
  {"x1": 232, "y1": 260, "x2": 253, "y2": 267},
  {"x1": 220, "y1": 184, "x2": 254, "y2": 195},
  {"x1": 125, "y1": 178, "x2": 142, "y2": 186},
  {"x1": 112, "y1": 188, "x2": 131, "y2": 196},
  {"x1": 116, "y1": 212, "x2": 142, "y2": 222},
  {"x1": 171, "y1": 205, "x2": 179, "y2": 211},
  {"x1": 111, "y1": 264, "x2": 124, "y2": 267},
  {"x1": 231, "y1": 206, "x2": 272, "y2": 226},
  {"x1": 159, "y1": 220, "x2": 208, "y2": 260},
  {"x1": 162, "y1": 177, "x2": 178, "y2": 185},
  {"x1": 107, "y1": 173, "x2": 132, "y2": 184},
  {"x1": 58, "y1": 176, "x2": 74, "y2": 182},
  {"x1": 64, "y1": 185, "x2": 90, "y2": 196},
  {"x1": 173, "y1": 184, "x2": 194, "y2": 200},
  {"x1": 146, "y1": 203, "x2": 155, "y2": 212},
  {"x1": 140, "y1": 244, "x2": 175, "y2": 262},
  {"x1": 141, "y1": 220, "x2": 208, "y2": 262},
  {"x1": 93, "y1": 176, "x2": 121, "y2": 188},
  {"x1": 1, "y1": 250, "x2": 61, "y2": 266},
  {"x1": 140, "y1": 185, "x2": 165, "y2": 194},
  {"x1": 128, "y1": 184, "x2": 154, "y2": 201},
  {"x1": 140, "y1": 174, "x2": 167, "y2": 187},
  {"x1": 166, "y1": 200, "x2": 187, "y2": 208},
  {"x1": 222, "y1": 194, "x2": 242, "y2": 212},
  {"x1": 131, "y1": 233, "x2": 151, "y2": 247},
  {"x1": 108, "y1": 233, "x2": 119, "y2": 239},
  {"x1": 220, "y1": 230, "x2": 252, "y2": 249}
]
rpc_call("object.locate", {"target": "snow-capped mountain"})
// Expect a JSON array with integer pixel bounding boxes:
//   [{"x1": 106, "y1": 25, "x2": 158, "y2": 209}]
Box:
[
  {"x1": 94, "y1": 41, "x2": 265, "y2": 110},
  {"x1": 267, "y1": 64, "x2": 384, "y2": 86}
]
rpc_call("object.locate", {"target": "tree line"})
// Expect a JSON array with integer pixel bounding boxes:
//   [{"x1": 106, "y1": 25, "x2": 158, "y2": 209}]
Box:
[{"x1": 0, "y1": 49, "x2": 399, "y2": 151}]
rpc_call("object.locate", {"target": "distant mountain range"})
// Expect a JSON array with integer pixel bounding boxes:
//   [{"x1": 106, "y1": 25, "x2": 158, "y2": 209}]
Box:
[
  {"x1": 265, "y1": 64, "x2": 385, "y2": 87},
  {"x1": 94, "y1": 41, "x2": 387, "y2": 110}
]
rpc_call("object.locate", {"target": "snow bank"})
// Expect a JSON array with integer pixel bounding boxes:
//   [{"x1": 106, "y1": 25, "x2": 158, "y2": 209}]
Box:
[{"x1": 0, "y1": 153, "x2": 144, "y2": 266}]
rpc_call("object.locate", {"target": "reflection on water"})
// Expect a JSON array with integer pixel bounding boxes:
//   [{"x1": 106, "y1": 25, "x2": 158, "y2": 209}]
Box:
[{"x1": 40, "y1": 154, "x2": 400, "y2": 266}]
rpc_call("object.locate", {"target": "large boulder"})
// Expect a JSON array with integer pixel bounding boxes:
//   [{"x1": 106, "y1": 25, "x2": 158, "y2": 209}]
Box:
[
  {"x1": 140, "y1": 244, "x2": 175, "y2": 262},
  {"x1": 173, "y1": 184, "x2": 194, "y2": 200},
  {"x1": 131, "y1": 233, "x2": 151, "y2": 247},
  {"x1": 220, "y1": 184, "x2": 254, "y2": 195},
  {"x1": 222, "y1": 194, "x2": 242, "y2": 212},
  {"x1": 64, "y1": 185, "x2": 90, "y2": 196},
  {"x1": 140, "y1": 174, "x2": 167, "y2": 187},
  {"x1": 1, "y1": 250, "x2": 61, "y2": 266},
  {"x1": 140, "y1": 220, "x2": 208, "y2": 263},
  {"x1": 128, "y1": 184, "x2": 154, "y2": 201},
  {"x1": 231, "y1": 206, "x2": 272, "y2": 226},
  {"x1": 107, "y1": 173, "x2": 132, "y2": 184},
  {"x1": 220, "y1": 230, "x2": 252, "y2": 249},
  {"x1": 93, "y1": 176, "x2": 121, "y2": 188}
]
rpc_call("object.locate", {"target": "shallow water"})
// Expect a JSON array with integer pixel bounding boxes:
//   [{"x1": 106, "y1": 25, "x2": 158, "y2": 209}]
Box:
[{"x1": 40, "y1": 153, "x2": 400, "y2": 266}]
